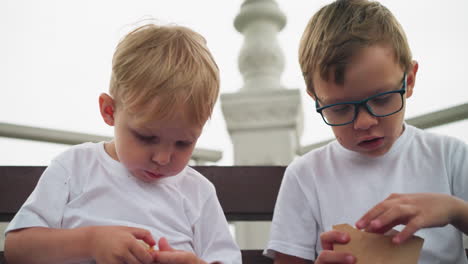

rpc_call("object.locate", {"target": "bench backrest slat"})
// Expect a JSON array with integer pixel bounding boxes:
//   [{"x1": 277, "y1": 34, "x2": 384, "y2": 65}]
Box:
[
  {"x1": 0, "y1": 166, "x2": 284, "y2": 222},
  {"x1": 0, "y1": 166, "x2": 45, "y2": 221},
  {"x1": 4, "y1": 166, "x2": 465, "y2": 264},
  {"x1": 0, "y1": 166, "x2": 282, "y2": 264},
  {"x1": 197, "y1": 166, "x2": 285, "y2": 221}
]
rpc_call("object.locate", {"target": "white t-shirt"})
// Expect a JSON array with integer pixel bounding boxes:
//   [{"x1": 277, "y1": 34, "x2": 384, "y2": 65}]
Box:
[
  {"x1": 265, "y1": 124, "x2": 468, "y2": 264},
  {"x1": 6, "y1": 142, "x2": 241, "y2": 264}
]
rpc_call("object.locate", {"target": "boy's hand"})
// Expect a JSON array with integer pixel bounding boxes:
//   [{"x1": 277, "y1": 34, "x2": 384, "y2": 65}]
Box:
[
  {"x1": 356, "y1": 193, "x2": 461, "y2": 244},
  {"x1": 152, "y1": 237, "x2": 208, "y2": 264},
  {"x1": 315, "y1": 230, "x2": 355, "y2": 264},
  {"x1": 88, "y1": 226, "x2": 156, "y2": 264}
]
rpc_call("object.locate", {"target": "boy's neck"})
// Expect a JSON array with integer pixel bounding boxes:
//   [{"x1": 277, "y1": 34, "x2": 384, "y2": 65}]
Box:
[{"x1": 104, "y1": 141, "x2": 119, "y2": 162}]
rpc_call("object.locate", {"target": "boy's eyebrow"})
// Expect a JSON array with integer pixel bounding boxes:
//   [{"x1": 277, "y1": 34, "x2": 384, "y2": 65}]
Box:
[
  {"x1": 132, "y1": 125, "x2": 200, "y2": 141},
  {"x1": 319, "y1": 84, "x2": 401, "y2": 105},
  {"x1": 185, "y1": 129, "x2": 202, "y2": 141},
  {"x1": 129, "y1": 127, "x2": 151, "y2": 136}
]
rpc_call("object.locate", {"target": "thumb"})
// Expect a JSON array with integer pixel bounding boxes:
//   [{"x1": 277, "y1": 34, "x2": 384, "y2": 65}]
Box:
[
  {"x1": 129, "y1": 227, "x2": 156, "y2": 247},
  {"x1": 158, "y1": 237, "x2": 174, "y2": 251}
]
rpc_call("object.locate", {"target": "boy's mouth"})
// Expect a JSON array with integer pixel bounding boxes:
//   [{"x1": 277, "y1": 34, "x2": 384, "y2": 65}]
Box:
[
  {"x1": 144, "y1": 170, "x2": 165, "y2": 179},
  {"x1": 358, "y1": 137, "x2": 384, "y2": 149}
]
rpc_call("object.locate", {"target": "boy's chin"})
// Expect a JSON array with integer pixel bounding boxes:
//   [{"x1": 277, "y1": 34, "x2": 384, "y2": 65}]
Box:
[
  {"x1": 355, "y1": 145, "x2": 391, "y2": 157},
  {"x1": 340, "y1": 140, "x2": 390, "y2": 157},
  {"x1": 359, "y1": 149, "x2": 388, "y2": 157}
]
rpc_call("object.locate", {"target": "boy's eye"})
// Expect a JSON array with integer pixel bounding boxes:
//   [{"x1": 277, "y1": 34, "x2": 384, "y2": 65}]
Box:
[
  {"x1": 331, "y1": 104, "x2": 352, "y2": 113},
  {"x1": 135, "y1": 133, "x2": 157, "y2": 143},
  {"x1": 175, "y1": 141, "x2": 192, "y2": 148},
  {"x1": 370, "y1": 95, "x2": 391, "y2": 105}
]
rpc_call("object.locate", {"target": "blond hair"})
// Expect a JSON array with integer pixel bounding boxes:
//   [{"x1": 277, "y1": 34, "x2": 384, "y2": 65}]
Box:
[
  {"x1": 109, "y1": 23, "x2": 219, "y2": 126},
  {"x1": 299, "y1": 0, "x2": 412, "y2": 95}
]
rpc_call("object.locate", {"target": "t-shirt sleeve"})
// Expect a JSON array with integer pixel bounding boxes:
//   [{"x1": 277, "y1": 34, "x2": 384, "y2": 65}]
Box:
[
  {"x1": 5, "y1": 160, "x2": 70, "y2": 234},
  {"x1": 193, "y1": 191, "x2": 242, "y2": 264},
  {"x1": 264, "y1": 165, "x2": 319, "y2": 261}
]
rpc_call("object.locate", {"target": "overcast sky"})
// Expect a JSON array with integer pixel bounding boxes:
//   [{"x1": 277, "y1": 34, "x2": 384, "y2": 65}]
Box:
[{"x1": 1, "y1": 0, "x2": 468, "y2": 165}]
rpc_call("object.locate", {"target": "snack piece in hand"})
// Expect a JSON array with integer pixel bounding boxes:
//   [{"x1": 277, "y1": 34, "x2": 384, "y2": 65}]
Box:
[
  {"x1": 138, "y1": 239, "x2": 155, "y2": 253},
  {"x1": 333, "y1": 224, "x2": 424, "y2": 264}
]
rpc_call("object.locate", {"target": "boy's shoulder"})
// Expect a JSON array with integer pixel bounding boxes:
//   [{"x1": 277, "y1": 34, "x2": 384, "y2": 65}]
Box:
[
  {"x1": 408, "y1": 124, "x2": 467, "y2": 151},
  {"x1": 177, "y1": 166, "x2": 217, "y2": 193},
  {"x1": 53, "y1": 142, "x2": 103, "y2": 164},
  {"x1": 169, "y1": 166, "x2": 219, "y2": 213},
  {"x1": 297, "y1": 139, "x2": 339, "y2": 163},
  {"x1": 48, "y1": 142, "x2": 108, "y2": 176},
  {"x1": 287, "y1": 140, "x2": 340, "y2": 175}
]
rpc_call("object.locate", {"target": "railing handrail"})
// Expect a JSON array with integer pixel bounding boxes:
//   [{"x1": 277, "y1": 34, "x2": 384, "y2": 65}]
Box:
[
  {"x1": 2, "y1": 102, "x2": 467, "y2": 161},
  {"x1": 0, "y1": 122, "x2": 222, "y2": 163}
]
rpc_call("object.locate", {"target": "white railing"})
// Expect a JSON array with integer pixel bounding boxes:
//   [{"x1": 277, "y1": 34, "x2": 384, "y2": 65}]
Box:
[
  {"x1": 1, "y1": 102, "x2": 467, "y2": 163},
  {"x1": 0, "y1": 122, "x2": 222, "y2": 165}
]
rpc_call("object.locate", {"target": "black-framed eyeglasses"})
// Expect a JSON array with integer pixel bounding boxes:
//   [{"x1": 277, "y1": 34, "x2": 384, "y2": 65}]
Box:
[{"x1": 316, "y1": 73, "x2": 407, "y2": 126}]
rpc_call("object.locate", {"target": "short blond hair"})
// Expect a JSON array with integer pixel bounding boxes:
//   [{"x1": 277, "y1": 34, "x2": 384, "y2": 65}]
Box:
[
  {"x1": 109, "y1": 23, "x2": 219, "y2": 126},
  {"x1": 299, "y1": 0, "x2": 412, "y2": 95}
]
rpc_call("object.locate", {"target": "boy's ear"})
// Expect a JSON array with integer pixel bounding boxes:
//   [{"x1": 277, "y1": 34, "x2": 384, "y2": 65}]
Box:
[
  {"x1": 306, "y1": 89, "x2": 317, "y2": 101},
  {"x1": 405, "y1": 60, "x2": 419, "y2": 99},
  {"x1": 99, "y1": 93, "x2": 116, "y2": 126}
]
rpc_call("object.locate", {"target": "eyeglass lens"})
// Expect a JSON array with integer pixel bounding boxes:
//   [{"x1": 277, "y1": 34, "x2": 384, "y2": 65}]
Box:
[{"x1": 321, "y1": 92, "x2": 403, "y2": 125}]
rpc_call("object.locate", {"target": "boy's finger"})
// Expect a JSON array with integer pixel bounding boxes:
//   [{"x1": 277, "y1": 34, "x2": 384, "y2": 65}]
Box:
[
  {"x1": 154, "y1": 251, "x2": 194, "y2": 264},
  {"x1": 130, "y1": 242, "x2": 154, "y2": 264},
  {"x1": 356, "y1": 202, "x2": 389, "y2": 229},
  {"x1": 357, "y1": 194, "x2": 406, "y2": 229},
  {"x1": 128, "y1": 227, "x2": 156, "y2": 247},
  {"x1": 316, "y1": 250, "x2": 355, "y2": 264},
  {"x1": 392, "y1": 223, "x2": 420, "y2": 244},
  {"x1": 365, "y1": 205, "x2": 411, "y2": 233},
  {"x1": 158, "y1": 237, "x2": 174, "y2": 251},
  {"x1": 367, "y1": 221, "x2": 400, "y2": 235},
  {"x1": 122, "y1": 251, "x2": 144, "y2": 264},
  {"x1": 320, "y1": 230, "x2": 350, "y2": 250}
]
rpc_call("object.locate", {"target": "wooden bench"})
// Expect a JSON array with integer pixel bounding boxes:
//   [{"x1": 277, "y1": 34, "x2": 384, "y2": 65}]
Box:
[
  {"x1": 1, "y1": 166, "x2": 467, "y2": 264},
  {"x1": 0, "y1": 166, "x2": 284, "y2": 264}
]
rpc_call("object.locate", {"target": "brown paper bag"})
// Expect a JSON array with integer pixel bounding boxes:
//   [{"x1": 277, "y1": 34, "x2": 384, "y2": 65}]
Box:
[{"x1": 333, "y1": 224, "x2": 424, "y2": 264}]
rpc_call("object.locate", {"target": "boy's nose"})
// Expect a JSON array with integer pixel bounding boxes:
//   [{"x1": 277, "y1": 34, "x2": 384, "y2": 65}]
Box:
[
  {"x1": 152, "y1": 147, "x2": 172, "y2": 166},
  {"x1": 353, "y1": 106, "x2": 378, "y2": 130}
]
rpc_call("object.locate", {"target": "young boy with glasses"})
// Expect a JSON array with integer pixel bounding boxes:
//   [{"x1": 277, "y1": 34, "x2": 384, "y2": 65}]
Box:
[
  {"x1": 4, "y1": 23, "x2": 241, "y2": 264},
  {"x1": 265, "y1": 1, "x2": 468, "y2": 263}
]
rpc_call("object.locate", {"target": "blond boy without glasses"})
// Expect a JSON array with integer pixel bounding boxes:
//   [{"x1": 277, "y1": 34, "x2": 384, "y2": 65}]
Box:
[{"x1": 4, "y1": 23, "x2": 241, "y2": 264}]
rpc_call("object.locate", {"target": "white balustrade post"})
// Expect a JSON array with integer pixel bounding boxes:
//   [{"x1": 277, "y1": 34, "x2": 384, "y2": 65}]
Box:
[
  {"x1": 221, "y1": 0, "x2": 303, "y2": 166},
  {"x1": 221, "y1": 0, "x2": 303, "y2": 249}
]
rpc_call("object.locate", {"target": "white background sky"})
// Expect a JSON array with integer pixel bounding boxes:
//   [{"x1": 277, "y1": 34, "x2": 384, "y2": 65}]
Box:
[{"x1": 1, "y1": 0, "x2": 468, "y2": 165}]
